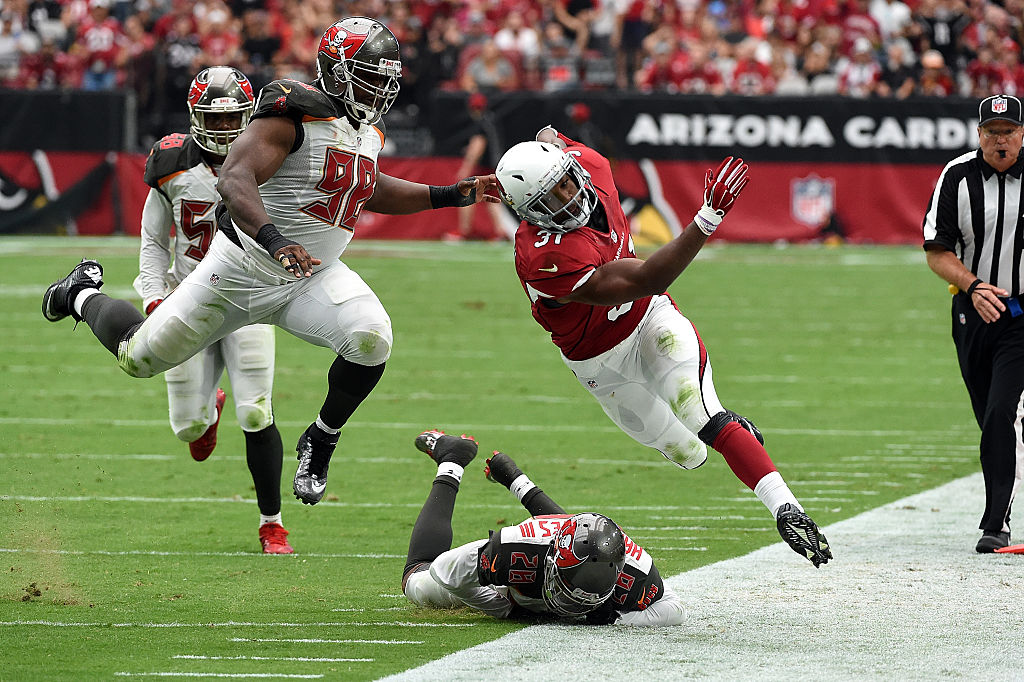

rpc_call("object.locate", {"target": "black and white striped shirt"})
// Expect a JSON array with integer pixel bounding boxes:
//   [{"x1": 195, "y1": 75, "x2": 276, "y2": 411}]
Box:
[{"x1": 923, "y1": 149, "x2": 1024, "y2": 296}]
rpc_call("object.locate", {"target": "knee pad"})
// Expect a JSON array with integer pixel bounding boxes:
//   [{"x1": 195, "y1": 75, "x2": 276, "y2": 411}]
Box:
[
  {"x1": 660, "y1": 440, "x2": 708, "y2": 470},
  {"x1": 236, "y1": 400, "x2": 273, "y2": 432},
  {"x1": 150, "y1": 313, "x2": 221, "y2": 366},
  {"x1": 348, "y1": 328, "x2": 392, "y2": 365},
  {"x1": 174, "y1": 421, "x2": 208, "y2": 443},
  {"x1": 697, "y1": 410, "x2": 764, "y2": 446}
]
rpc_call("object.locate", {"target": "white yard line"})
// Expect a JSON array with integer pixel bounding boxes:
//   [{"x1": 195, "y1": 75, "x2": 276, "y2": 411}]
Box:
[
  {"x1": 228, "y1": 639, "x2": 423, "y2": 645},
  {"x1": 0, "y1": 621, "x2": 474, "y2": 628},
  {"x1": 380, "y1": 472, "x2": 1024, "y2": 682}
]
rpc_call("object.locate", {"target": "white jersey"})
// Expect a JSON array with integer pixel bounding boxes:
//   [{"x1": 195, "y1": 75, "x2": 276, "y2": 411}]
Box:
[
  {"x1": 229, "y1": 79, "x2": 384, "y2": 278},
  {"x1": 134, "y1": 133, "x2": 222, "y2": 310}
]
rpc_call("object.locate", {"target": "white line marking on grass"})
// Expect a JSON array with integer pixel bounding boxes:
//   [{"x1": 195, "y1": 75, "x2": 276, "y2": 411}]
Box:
[
  {"x1": 0, "y1": 416, "x2": 972, "y2": 439},
  {"x1": 0, "y1": 621, "x2": 473, "y2": 628},
  {"x1": 0, "y1": 452, "x2": 175, "y2": 460},
  {"x1": 115, "y1": 674, "x2": 323, "y2": 679},
  {"x1": 0, "y1": 548, "x2": 403, "y2": 559},
  {"x1": 379, "y1": 473, "x2": 1024, "y2": 681},
  {"x1": 173, "y1": 656, "x2": 372, "y2": 662},
  {"x1": 330, "y1": 607, "x2": 407, "y2": 612},
  {"x1": 229, "y1": 634, "x2": 423, "y2": 638}
]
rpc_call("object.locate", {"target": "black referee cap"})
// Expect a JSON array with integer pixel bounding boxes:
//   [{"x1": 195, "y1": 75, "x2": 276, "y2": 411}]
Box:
[{"x1": 979, "y1": 94, "x2": 1023, "y2": 126}]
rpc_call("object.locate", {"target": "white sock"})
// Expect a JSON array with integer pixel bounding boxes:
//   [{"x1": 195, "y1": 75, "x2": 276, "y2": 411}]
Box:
[
  {"x1": 509, "y1": 474, "x2": 536, "y2": 502},
  {"x1": 753, "y1": 471, "x2": 801, "y2": 517},
  {"x1": 260, "y1": 513, "x2": 282, "y2": 527},
  {"x1": 73, "y1": 288, "x2": 101, "y2": 317},
  {"x1": 437, "y1": 462, "x2": 464, "y2": 483},
  {"x1": 315, "y1": 416, "x2": 340, "y2": 435}
]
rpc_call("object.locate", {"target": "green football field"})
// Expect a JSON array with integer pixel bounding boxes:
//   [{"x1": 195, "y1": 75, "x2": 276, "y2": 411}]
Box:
[{"x1": 0, "y1": 237, "x2": 979, "y2": 680}]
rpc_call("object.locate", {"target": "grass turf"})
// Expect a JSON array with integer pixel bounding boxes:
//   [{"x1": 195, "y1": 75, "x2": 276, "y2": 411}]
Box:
[{"x1": 0, "y1": 237, "x2": 978, "y2": 680}]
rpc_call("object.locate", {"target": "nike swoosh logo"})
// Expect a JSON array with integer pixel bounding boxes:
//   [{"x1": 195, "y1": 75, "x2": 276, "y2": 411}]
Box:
[
  {"x1": 280, "y1": 84, "x2": 292, "y2": 94},
  {"x1": 311, "y1": 479, "x2": 327, "y2": 493},
  {"x1": 539, "y1": 265, "x2": 558, "y2": 273}
]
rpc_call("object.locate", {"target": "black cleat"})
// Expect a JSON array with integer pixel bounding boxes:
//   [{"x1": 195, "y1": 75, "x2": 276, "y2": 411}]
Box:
[
  {"x1": 484, "y1": 451, "x2": 524, "y2": 489},
  {"x1": 293, "y1": 423, "x2": 339, "y2": 505},
  {"x1": 413, "y1": 429, "x2": 477, "y2": 467},
  {"x1": 776, "y1": 503, "x2": 832, "y2": 567},
  {"x1": 42, "y1": 259, "x2": 103, "y2": 322},
  {"x1": 976, "y1": 530, "x2": 1010, "y2": 553}
]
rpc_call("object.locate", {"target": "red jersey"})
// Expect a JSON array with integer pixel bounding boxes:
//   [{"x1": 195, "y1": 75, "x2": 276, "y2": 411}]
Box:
[{"x1": 513, "y1": 133, "x2": 652, "y2": 361}]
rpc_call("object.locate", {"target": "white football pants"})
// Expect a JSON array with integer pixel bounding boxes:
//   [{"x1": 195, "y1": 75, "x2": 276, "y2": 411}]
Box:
[
  {"x1": 118, "y1": 232, "x2": 392, "y2": 379},
  {"x1": 562, "y1": 295, "x2": 725, "y2": 469}
]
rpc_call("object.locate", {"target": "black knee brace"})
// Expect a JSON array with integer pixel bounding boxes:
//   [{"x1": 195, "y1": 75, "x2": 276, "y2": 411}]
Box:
[{"x1": 697, "y1": 410, "x2": 765, "y2": 446}]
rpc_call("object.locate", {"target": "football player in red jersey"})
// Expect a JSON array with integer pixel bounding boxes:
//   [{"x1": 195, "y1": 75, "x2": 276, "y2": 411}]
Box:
[
  {"x1": 134, "y1": 66, "x2": 291, "y2": 554},
  {"x1": 402, "y1": 429, "x2": 686, "y2": 626},
  {"x1": 43, "y1": 17, "x2": 499, "y2": 509},
  {"x1": 495, "y1": 127, "x2": 832, "y2": 568}
]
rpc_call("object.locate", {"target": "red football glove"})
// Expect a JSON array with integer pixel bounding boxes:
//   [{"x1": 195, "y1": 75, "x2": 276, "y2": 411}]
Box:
[
  {"x1": 145, "y1": 299, "x2": 163, "y2": 315},
  {"x1": 693, "y1": 156, "x2": 750, "y2": 236}
]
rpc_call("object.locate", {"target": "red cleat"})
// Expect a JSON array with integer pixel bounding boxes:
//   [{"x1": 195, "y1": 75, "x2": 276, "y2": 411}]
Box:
[
  {"x1": 189, "y1": 388, "x2": 226, "y2": 462},
  {"x1": 259, "y1": 522, "x2": 294, "y2": 554}
]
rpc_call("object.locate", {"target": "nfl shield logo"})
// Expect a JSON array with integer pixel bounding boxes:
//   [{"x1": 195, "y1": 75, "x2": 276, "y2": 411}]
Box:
[
  {"x1": 587, "y1": 379, "x2": 598, "y2": 389},
  {"x1": 791, "y1": 174, "x2": 836, "y2": 228},
  {"x1": 959, "y1": 313, "x2": 967, "y2": 325},
  {"x1": 210, "y1": 273, "x2": 220, "y2": 285},
  {"x1": 994, "y1": 97, "x2": 1008, "y2": 114}
]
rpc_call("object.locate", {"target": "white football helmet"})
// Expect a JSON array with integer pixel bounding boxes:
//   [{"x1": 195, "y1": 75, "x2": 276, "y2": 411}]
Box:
[{"x1": 496, "y1": 141, "x2": 597, "y2": 233}]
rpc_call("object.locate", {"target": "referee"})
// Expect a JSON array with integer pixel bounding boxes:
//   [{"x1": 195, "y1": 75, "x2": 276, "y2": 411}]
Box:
[{"x1": 923, "y1": 93, "x2": 1024, "y2": 553}]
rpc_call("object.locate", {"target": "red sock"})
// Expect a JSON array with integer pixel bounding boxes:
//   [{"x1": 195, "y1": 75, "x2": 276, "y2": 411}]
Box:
[{"x1": 712, "y1": 422, "x2": 777, "y2": 490}]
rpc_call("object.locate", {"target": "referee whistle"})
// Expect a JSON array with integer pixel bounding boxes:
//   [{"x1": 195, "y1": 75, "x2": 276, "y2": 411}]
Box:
[{"x1": 948, "y1": 283, "x2": 959, "y2": 294}]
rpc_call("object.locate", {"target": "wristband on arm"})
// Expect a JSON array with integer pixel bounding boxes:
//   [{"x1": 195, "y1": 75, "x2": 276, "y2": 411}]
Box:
[
  {"x1": 254, "y1": 222, "x2": 298, "y2": 258},
  {"x1": 429, "y1": 180, "x2": 475, "y2": 208}
]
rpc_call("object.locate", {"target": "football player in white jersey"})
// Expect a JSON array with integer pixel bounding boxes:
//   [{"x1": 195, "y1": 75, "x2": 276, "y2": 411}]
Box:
[
  {"x1": 43, "y1": 18, "x2": 500, "y2": 509},
  {"x1": 402, "y1": 430, "x2": 686, "y2": 626},
  {"x1": 135, "y1": 66, "x2": 291, "y2": 554}
]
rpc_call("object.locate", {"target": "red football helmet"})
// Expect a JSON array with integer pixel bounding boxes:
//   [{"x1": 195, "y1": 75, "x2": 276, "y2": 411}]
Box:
[
  {"x1": 186, "y1": 66, "x2": 254, "y2": 156},
  {"x1": 316, "y1": 17, "x2": 402, "y2": 125}
]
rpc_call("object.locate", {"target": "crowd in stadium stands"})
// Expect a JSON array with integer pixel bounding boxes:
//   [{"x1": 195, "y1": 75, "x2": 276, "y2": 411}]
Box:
[{"x1": 0, "y1": 0, "x2": 1021, "y2": 138}]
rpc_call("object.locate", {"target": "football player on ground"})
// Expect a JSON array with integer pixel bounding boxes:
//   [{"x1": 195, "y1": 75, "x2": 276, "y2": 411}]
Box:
[
  {"x1": 494, "y1": 127, "x2": 832, "y2": 568},
  {"x1": 135, "y1": 66, "x2": 291, "y2": 554},
  {"x1": 42, "y1": 17, "x2": 499, "y2": 507},
  {"x1": 402, "y1": 430, "x2": 686, "y2": 626}
]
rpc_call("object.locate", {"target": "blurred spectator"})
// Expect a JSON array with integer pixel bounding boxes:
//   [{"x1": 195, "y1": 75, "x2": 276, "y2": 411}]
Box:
[
  {"x1": 997, "y1": 49, "x2": 1024, "y2": 95},
  {"x1": 730, "y1": 37, "x2": 776, "y2": 94},
  {"x1": 876, "y1": 39, "x2": 917, "y2": 97},
  {"x1": 239, "y1": 9, "x2": 280, "y2": 91},
  {"x1": 910, "y1": 0, "x2": 969, "y2": 73},
  {"x1": 422, "y1": 15, "x2": 463, "y2": 91},
  {"x1": 840, "y1": 0, "x2": 882, "y2": 56},
  {"x1": 1, "y1": 11, "x2": 38, "y2": 85},
  {"x1": 612, "y1": 0, "x2": 656, "y2": 89},
  {"x1": 538, "y1": 20, "x2": 581, "y2": 91},
  {"x1": 461, "y1": 38, "x2": 517, "y2": 93},
  {"x1": 773, "y1": 48, "x2": 810, "y2": 95},
  {"x1": 634, "y1": 41, "x2": 684, "y2": 92},
  {"x1": 493, "y1": 10, "x2": 540, "y2": 62},
  {"x1": 16, "y1": 36, "x2": 75, "y2": 88},
  {"x1": 198, "y1": 6, "x2": 240, "y2": 65},
  {"x1": 118, "y1": 14, "x2": 155, "y2": 115},
  {"x1": 27, "y1": 0, "x2": 65, "y2": 45},
  {"x1": 869, "y1": 0, "x2": 913, "y2": 41},
  {"x1": 916, "y1": 48, "x2": 955, "y2": 94},
  {"x1": 964, "y1": 45, "x2": 1006, "y2": 96},
  {"x1": 70, "y1": 0, "x2": 123, "y2": 90},
  {"x1": 449, "y1": 92, "x2": 518, "y2": 242},
  {"x1": 158, "y1": 14, "x2": 201, "y2": 131},
  {"x1": 837, "y1": 36, "x2": 881, "y2": 96},
  {"x1": 799, "y1": 41, "x2": 840, "y2": 94},
  {"x1": 152, "y1": 0, "x2": 197, "y2": 41},
  {"x1": 539, "y1": 0, "x2": 595, "y2": 53}
]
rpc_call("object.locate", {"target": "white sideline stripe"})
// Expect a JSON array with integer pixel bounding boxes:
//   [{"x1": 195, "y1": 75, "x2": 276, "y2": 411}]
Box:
[
  {"x1": 330, "y1": 607, "x2": 406, "y2": 612},
  {"x1": 0, "y1": 621, "x2": 474, "y2": 628},
  {"x1": 112, "y1": 671, "x2": 321, "y2": 675},
  {"x1": 229, "y1": 639, "x2": 423, "y2": 645},
  {"x1": 0, "y1": 548, "x2": 404, "y2": 559},
  {"x1": 173, "y1": 656, "x2": 372, "y2": 662},
  {"x1": 0, "y1": 416, "x2": 973, "y2": 439},
  {"x1": 0, "y1": 453, "x2": 176, "y2": 461},
  {"x1": 379, "y1": 473, "x2": 1024, "y2": 682}
]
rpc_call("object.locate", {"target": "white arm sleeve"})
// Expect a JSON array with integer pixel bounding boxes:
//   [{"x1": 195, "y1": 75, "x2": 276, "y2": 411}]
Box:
[
  {"x1": 428, "y1": 539, "x2": 515, "y2": 619},
  {"x1": 614, "y1": 587, "x2": 686, "y2": 627},
  {"x1": 132, "y1": 188, "x2": 174, "y2": 309}
]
